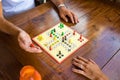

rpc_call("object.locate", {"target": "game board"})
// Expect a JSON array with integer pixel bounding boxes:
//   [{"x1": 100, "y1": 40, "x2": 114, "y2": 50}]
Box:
[{"x1": 33, "y1": 23, "x2": 88, "y2": 63}]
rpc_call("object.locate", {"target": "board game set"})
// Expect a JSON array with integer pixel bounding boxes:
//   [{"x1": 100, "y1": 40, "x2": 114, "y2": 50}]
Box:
[{"x1": 33, "y1": 23, "x2": 88, "y2": 63}]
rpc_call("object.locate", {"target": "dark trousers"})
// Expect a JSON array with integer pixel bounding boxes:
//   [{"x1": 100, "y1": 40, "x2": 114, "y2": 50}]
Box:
[{"x1": 35, "y1": 0, "x2": 49, "y2": 6}]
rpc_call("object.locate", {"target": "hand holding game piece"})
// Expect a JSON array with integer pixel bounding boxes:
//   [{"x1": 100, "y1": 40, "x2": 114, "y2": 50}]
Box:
[
  {"x1": 18, "y1": 31, "x2": 42, "y2": 53},
  {"x1": 30, "y1": 43, "x2": 35, "y2": 47},
  {"x1": 58, "y1": 6, "x2": 79, "y2": 24},
  {"x1": 72, "y1": 56, "x2": 109, "y2": 80}
]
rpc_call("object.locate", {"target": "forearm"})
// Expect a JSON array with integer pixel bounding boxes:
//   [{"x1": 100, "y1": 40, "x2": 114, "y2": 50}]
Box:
[
  {"x1": 0, "y1": 2, "x2": 22, "y2": 36},
  {"x1": 0, "y1": 16, "x2": 22, "y2": 36},
  {"x1": 50, "y1": 0, "x2": 65, "y2": 7}
]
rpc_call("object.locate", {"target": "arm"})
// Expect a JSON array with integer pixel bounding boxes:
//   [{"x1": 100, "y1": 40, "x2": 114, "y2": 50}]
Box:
[
  {"x1": 0, "y1": 3, "x2": 21, "y2": 36},
  {"x1": 50, "y1": 0, "x2": 79, "y2": 24},
  {"x1": 0, "y1": 2, "x2": 42, "y2": 53},
  {"x1": 72, "y1": 56, "x2": 109, "y2": 80}
]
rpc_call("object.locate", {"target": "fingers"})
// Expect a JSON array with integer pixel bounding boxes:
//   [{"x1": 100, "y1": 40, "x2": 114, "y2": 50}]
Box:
[
  {"x1": 67, "y1": 12, "x2": 74, "y2": 23},
  {"x1": 73, "y1": 61, "x2": 85, "y2": 70},
  {"x1": 72, "y1": 57, "x2": 102, "y2": 80},
  {"x1": 59, "y1": 7, "x2": 79, "y2": 24},
  {"x1": 18, "y1": 31, "x2": 43, "y2": 53},
  {"x1": 71, "y1": 11, "x2": 79, "y2": 23},
  {"x1": 26, "y1": 43, "x2": 42, "y2": 53},
  {"x1": 73, "y1": 58, "x2": 86, "y2": 66},
  {"x1": 19, "y1": 40, "x2": 42, "y2": 53},
  {"x1": 77, "y1": 56, "x2": 89, "y2": 63},
  {"x1": 26, "y1": 47, "x2": 42, "y2": 53},
  {"x1": 88, "y1": 59, "x2": 96, "y2": 64},
  {"x1": 66, "y1": 11, "x2": 79, "y2": 24},
  {"x1": 72, "y1": 68, "x2": 86, "y2": 76},
  {"x1": 60, "y1": 14, "x2": 68, "y2": 22},
  {"x1": 72, "y1": 56, "x2": 96, "y2": 71}
]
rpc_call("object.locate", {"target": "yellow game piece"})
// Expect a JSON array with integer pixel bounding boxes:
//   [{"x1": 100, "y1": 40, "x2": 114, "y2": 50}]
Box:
[
  {"x1": 53, "y1": 36, "x2": 57, "y2": 41},
  {"x1": 37, "y1": 35, "x2": 43, "y2": 41},
  {"x1": 44, "y1": 43, "x2": 48, "y2": 46},
  {"x1": 69, "y1": 39, "x2": 72, "y2": 44}
]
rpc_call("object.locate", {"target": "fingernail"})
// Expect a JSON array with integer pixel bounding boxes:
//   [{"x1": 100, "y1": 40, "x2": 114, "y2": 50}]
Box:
[{"x1": 66, "y1": 20, "x2": 68, "y2": 22}]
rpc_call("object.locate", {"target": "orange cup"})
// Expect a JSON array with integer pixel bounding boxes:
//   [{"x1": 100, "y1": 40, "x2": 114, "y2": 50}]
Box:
[{"x1": 20, "y1": 65, "x2": 42, "y2": 80}]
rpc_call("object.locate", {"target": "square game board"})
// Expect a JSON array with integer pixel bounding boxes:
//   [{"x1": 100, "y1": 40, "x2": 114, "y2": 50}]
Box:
[{"x1": 33, "y1": 23, "x2": 88, "y2": 63}]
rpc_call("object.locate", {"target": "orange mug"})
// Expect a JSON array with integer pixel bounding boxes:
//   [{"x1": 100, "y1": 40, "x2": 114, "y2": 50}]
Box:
[{"x1": 20, "y1": 65, "x2": 42, "y2": 80}]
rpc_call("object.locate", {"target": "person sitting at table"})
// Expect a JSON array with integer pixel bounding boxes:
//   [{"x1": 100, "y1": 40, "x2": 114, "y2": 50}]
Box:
[
  {"x1": 72, "y1": 56, "x2": 109, "y2": 80},
  {"x1": 0, "y1": 0, "x2": 79, "y2": 53}
]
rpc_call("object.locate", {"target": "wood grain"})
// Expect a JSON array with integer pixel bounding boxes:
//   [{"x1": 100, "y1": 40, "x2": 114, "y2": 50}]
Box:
[{"x1": 1, "y1": 0, "x2": 120, "y2": 80}]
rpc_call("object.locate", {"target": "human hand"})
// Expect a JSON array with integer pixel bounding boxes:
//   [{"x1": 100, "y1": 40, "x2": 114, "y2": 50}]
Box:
[
  {"x1": 72, "y1": 56, "x2": 108, "y2": 80},
  {"x1": 18, "y1": 30, "x2": 42, "y2": 53},
  {"x1": 58, "y1": 7, "x2": 79, "y2": 24}
]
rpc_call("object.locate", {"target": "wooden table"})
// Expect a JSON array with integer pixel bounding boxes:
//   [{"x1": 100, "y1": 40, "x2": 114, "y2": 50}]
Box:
[{"x1": 0, "y1": 0, "x2": 120, "y2": 80}]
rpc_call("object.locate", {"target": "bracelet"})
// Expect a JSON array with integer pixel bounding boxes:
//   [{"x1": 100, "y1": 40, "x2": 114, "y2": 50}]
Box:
[{"x1": 57, "y1": 3, "x2": 67, "y2": 8}]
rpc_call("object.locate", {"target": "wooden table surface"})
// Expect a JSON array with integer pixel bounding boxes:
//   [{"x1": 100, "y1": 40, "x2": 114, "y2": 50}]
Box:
[{"x1": 0, "y1": 0, "x2": 120, "y2": 80}]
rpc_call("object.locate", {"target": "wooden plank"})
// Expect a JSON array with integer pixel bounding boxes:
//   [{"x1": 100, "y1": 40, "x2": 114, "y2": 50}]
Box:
[
  {"x1": 102, "y1": 49, "x2": 120, "y2": 80},
  {"x1": 0, "y1": 32, "x2": 23, "y2": 80}
]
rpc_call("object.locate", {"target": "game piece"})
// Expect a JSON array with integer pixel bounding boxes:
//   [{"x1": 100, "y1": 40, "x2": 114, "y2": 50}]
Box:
[
  {"x1": 51, "y1": 29, "x2": 55, "y2": 33},
  {"x1": 78, "y1": 34, "x2": 83, "y2": 42},
  {"x1": 49, "y1": 45, "x2": 52, "y2": 51},
  {"x1": 73, "y1": 31, "x2": 76, "y2": 35},
  {"x1": 53, "y1": 36, "x2": 57, "y2": 41},
  {"x1": 50, "y1": 33, "x2": 52, "y2": 37},
  {"x1": 30, "y1": 43, "x2": 35, "y2": 47},
  {"x1": 37, "y1": 35, "x2": 43, "y2": 41},
  {"x1": 62, "y1": 37, "x2": 64, "y2": 42},
  {"x1": 65, "y1": 36, "x2": 67, "y2": 40},
  {"x1": 59, "y1": 23, "x2": 64, "y2": 29},
  {"x1": 33, "y1": 23, "x2": 88, "y2": 63},
  {"x1": 53, "y1": 29, "x2": 56, "y2": 32},
  {"x1": 80, "y1": 34, "x2": 82, "y2": 39},
  {"x1": 61, "y1": 32, "x2": 64, "y2": 36},
  {"x1": 69, "y1": 39, "x2": 72, "y2": 44}
]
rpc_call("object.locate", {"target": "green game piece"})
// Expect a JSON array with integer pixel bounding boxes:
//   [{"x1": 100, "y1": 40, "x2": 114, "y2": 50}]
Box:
[
  {"x1": 53, "y1": 29, "x2": 56, "y2": 32},
  {"x1": 51, "y1": 30, "x2": 54, "y2": 34},
  {"x1": 61, "y1": 32, "x2": 64, "y2": 36},
  {"x1": 59, "y1": 23, "x2": 64, "y2": 29},
  {"x1": 53, "y1": 33, "x2": 55, "y2": 35}
]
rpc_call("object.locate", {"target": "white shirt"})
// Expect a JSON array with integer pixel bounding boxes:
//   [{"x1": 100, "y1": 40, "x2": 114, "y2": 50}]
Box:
[{"x1": 2, "y1": 0, "x2": 35, "y2": 17}]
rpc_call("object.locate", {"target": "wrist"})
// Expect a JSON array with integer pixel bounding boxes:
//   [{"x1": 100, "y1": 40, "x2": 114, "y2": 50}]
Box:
[
  {"x1": 57, "y1": 3, "x2": 67, "y2": 9},
  {"x1": 58, "y1": 4, "x2": 67, "y2": 12},
  {"x1": 15, "y1": 28, "x2": 24, "y2": 37},
  {"x1": 93, "y1": 72, "x2": 108, "y2": 80}
]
